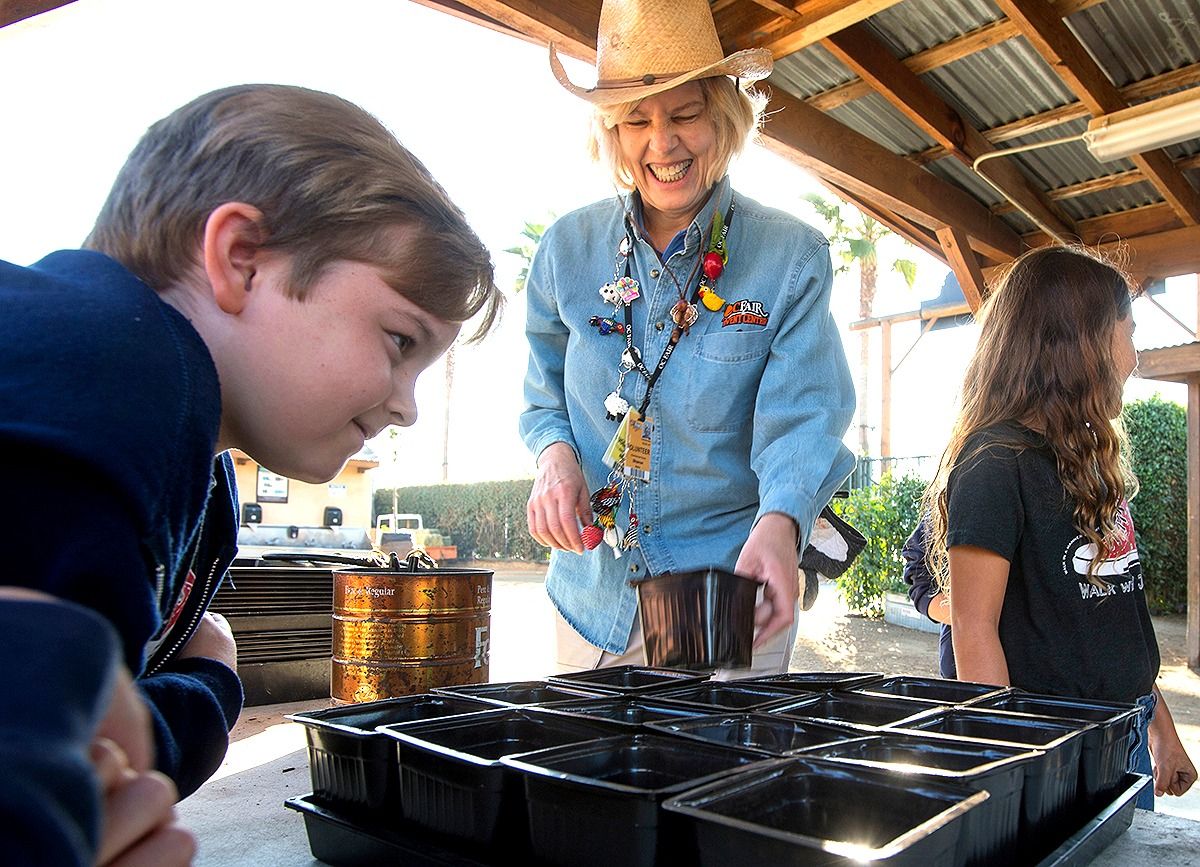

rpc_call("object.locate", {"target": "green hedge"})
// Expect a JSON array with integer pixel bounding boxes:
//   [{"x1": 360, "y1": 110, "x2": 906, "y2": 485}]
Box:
[
  {"x1": 1123, "y1": 395, "x2": 1187, "y2": 615},
  {"x1": 830, "y1": 472, "x2": 925, "y2": 618},
  {"x1": 374, "y1": 479, "x2": 547, "y2": 561}
]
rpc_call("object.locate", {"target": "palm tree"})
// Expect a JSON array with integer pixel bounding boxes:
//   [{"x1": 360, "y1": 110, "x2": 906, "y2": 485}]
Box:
[
  {"x1": 804, "y1": 193, "x2": 916, "y2": 457},
  {"x1": 505, "y1": 217, "x2": 552, "y2": 294}
]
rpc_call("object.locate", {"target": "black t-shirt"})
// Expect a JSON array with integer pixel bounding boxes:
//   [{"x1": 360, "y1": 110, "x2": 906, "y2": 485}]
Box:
[{"x1": 946, "y1": 422, "x2": 1159, "y2": 702}]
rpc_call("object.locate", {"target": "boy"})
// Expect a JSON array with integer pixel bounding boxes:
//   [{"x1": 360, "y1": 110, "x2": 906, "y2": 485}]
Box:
[{"x1": 0, "y1": 83, "x2": 500, "y2": 829}]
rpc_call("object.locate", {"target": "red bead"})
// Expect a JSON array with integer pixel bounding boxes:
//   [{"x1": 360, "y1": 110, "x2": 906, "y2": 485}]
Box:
[
  {"x1": 703, "y1": 252, "x2": 724, "y2": 280},
  {"x1": 581, "y1": 525, "x2": 604, "y2": 550}
]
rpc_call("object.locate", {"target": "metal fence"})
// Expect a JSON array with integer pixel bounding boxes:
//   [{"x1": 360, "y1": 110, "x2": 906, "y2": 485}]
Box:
[{"x1": 847, "y1": 455, "x2": 934, "y2": 490}]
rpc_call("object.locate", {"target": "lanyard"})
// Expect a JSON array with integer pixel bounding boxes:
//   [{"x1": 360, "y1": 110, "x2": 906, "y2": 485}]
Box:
[{"x1": 618, "y1": 196, "x2": 737, "y2": 416}]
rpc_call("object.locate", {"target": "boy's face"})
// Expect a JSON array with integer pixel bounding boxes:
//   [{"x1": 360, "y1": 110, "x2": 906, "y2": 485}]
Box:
[{"x1": 220, "y1": 249, "x2": 460, "y2": 483}]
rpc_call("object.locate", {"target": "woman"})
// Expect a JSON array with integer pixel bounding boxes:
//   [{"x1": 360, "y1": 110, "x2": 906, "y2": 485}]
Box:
[
  {"x1": 520, "y1": 0, "x2": 855, "y2": 676},
  {"x1": 925, "y1": 246, "x2": 1195, "y2": 809}
]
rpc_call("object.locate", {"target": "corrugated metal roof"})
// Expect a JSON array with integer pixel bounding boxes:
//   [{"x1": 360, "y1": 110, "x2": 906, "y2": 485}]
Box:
[
  {"x1": 1065, "y1": 0, "x2": 1200, "y2": 87},
  {"x1": 763, "y1": 0, "x2": 1200, "y2": 229},
  {"x1": 769, "y1": 43, "x2": 856, "y2": 100}
]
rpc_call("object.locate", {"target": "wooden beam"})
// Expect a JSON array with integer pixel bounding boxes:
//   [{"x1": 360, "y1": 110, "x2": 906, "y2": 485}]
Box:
[
  {"x1": 996, "y1": 0, "x2": 1200, "y2": 226},
  {"x1": 443, "y1": 0, "x2": 599, "y2": 61},
  {"x1": 1190, "y1": 379, "x2": 1200, "y2": 671},
  {"x1": 988, "y1": 225, "x2": 1200, "y2": 286},
  {"x1": 0, "y1": 0, "x2": 72, "y2": 28},
  {"x1": 1021, "y1": 202, "x2": 1181, "y2": 249},
  {"x1": 880, "y1": 320, "x2": 893, "y2": 458},
  {"x1": 745, "y1": 0, "x2": 801, "y2": 20},
  {"x1": 1138, "y1": 344, "x2": 1200, "y2": 384},
  {"x1": 823, "y1": 23, "x2": 1074, "y2": 239},
  {"x1": 728, "y1": 0, "x2": 906, "y2": 58},
  {"x1": 936, "y1": 226, "x2": 987, "y2": 311},
  {"x1": 991, "y1": 154, "x2": 1200, "y2": 216},
  {"x1": 760, "y1": 89, "x2": 1024, "y2": 262}
]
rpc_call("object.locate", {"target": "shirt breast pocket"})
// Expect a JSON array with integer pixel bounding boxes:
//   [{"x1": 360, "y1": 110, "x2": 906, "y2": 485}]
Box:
[{"x1": 686, "y1": 329, "x2": 773, "y2": 432}]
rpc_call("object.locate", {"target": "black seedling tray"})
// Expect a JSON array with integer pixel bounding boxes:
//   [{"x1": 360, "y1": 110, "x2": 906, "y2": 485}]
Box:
[
  {"x1": 287, "y1": 695, "x2": 493, "y2": 814},
  {"x1": 547, "y1": 664, "x2": 711, "y2": 694},
  {"x1": 287, "y1": 761, "x2": 1151, "y2": 866}
]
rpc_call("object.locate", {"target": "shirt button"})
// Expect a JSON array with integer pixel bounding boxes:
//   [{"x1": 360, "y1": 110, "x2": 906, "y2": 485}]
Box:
[
  {"x1": 654, "y1": 322, "x2": 664, "y2": 332},
  {"x1": 650, "y1": 269, "x2": 660, "y2": 278},
  {"x1": 643, "y1": 525, "x2": 652, "y2": 535},
  {"x1": 629, "y1": 563, "x2": 639, "y2": 572}
]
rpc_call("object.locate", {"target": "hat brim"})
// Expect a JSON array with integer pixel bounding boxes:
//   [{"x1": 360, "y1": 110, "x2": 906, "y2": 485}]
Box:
[{"x1": 550, "y1": 44, "x2": 773, "y2": 106}]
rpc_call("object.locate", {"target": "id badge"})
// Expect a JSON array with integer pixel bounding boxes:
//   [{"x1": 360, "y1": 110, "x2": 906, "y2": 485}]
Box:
[
  {"x1": 623, "y1": 413, "x2": 652, "y2": 481},
  {"x1": 604, "y1": 410, "x2": 632, "y2": 467}
]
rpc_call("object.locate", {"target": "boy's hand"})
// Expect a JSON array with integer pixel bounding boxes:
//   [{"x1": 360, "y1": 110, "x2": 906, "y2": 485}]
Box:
[
  {"x1": 177, "y1": 612, "x2": 237, "y2": 673},
  {"x1": 92, "y1": 738, "x2": 195, "y2": 866}
]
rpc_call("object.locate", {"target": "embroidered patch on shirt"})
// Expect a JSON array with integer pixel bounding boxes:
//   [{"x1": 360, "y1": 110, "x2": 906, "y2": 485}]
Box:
[{"x1": 722, "y1": 299, "x2": 770, "y2": 327}]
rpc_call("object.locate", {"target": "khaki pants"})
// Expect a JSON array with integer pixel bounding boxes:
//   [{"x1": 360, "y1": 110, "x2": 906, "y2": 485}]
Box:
[{"x1": 554, "y1": 599, "x2": 800, "y2": 681}]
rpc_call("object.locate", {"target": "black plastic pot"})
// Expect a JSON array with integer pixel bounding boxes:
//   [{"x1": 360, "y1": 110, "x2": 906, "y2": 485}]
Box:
[
  {"x1": 738, "y1": 671, "x2": 884, "y2": 693},
  {"x1": 662, "y1": 757, "x2": 987, "y2": 866},
  {"x1": 645, "y1": 712, "x2": 866, "y2": 756},
  {"x1": 849, "y1": 675, "x2": 1008, "y2": 705},
  {"x1": 534, "y1": 696, "x2": 715, "y2": 730},
  {"x1": 892, "y1": 707, "x2": 1093, "y2": 842},
  {"x1": 430, "y1": 679, "x2": 611, "y2": 707},
  {"x1": 799, "y1": 733, "x2": 1041, "y2": 866},
  {"x1": 287, "y1": 694, "x2": 493, "y2": 814},
  {"x1": 649, "y1": 681, "x2": 807, "y2": 712},
  {"x1": 631, "y1": 568, "x2": 757, "y2": 669},
  {"x1": 974, "y1": 691, "x2": 1140, "y2": 810},
  {"x1": 376, "y1": 707, "x2": 618, "y2": 849},
  {"x1": 547, "y1": 664, "x2": 711, "y2": 694},
  {"x1": 768, "y1": 691, "x2": 946, "y2": 728},
  {"x1": 500, "y1": 733, "x2": 767, "y2": 867}
]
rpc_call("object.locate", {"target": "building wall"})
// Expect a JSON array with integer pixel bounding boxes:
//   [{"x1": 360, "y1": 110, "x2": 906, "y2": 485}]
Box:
[{"x1": 228, "y1": 449, "x2": 377, "y2": 529}]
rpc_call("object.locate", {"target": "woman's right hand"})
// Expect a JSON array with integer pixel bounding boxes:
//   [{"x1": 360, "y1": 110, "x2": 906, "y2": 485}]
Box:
[{"x1": 527, "y1": 443, "x2": 592, "y2": 554}]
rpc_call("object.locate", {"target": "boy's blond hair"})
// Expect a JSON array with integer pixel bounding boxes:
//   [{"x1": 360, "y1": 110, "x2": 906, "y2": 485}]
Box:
[{"x1": 85, "y1": 84, "x2": 500, "y2": 340}]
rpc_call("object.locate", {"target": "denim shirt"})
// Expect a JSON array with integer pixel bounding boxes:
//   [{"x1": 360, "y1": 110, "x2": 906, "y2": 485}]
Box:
[{"x1": 520, "y1": 177, "x2": 856, "y2": 653}]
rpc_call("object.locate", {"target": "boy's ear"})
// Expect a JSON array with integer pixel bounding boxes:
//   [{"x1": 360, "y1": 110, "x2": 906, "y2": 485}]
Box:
[{"x1": 203, "y1": 202, "x2": 268, "y2": 315}]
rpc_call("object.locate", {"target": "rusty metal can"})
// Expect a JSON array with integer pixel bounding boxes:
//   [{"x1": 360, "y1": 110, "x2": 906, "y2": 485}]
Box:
[{"x1": 331, "y1": 565, "x2": 492, "y2": 703}]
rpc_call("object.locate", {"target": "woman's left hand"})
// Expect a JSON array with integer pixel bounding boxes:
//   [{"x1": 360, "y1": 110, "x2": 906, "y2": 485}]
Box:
[{"x1": 734, "y1": 513, "x2": 799, "y2": 648}]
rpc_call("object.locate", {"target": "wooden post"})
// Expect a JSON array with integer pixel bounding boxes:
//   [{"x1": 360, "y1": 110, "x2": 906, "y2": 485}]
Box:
[
  {"x1": 881, "y1": 320, "x2": 893, "y2": 458},
  {"x1": 1190, "y1": 377, "x2": 1200, "y2": 672}
]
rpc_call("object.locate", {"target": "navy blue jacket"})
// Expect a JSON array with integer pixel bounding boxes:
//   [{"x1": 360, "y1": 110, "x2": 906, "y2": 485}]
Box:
[
  {"x1": 0, "y1": 250, "x2": 243, "y2": 802},
  {"x1": 902, "y1": 518, "x2": 956, "y2": 678}
]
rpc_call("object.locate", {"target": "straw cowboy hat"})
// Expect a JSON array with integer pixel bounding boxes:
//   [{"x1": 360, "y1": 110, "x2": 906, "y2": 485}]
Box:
[{"x1": 550, "y1": 0, "x2": 773, "y2": 106}]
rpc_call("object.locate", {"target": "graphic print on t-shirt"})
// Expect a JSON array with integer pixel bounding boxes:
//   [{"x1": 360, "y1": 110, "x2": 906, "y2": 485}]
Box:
[{"x1": 1062, "y1": 501, "x2": 1142, "y2": 599}]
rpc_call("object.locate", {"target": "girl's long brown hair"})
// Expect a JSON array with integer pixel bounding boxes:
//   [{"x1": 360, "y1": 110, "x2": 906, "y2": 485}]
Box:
[{"x1": 924, "y1": 246, "x2": 1138, "y2": 592}]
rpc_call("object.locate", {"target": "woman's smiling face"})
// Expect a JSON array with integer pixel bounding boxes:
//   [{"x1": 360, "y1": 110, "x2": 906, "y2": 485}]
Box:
[{"x1": 616, "y1": 81, "x2": 716, "y2": 237}]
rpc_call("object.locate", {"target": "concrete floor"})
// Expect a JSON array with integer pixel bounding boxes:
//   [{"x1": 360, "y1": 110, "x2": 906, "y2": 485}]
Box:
[{"x1": 177, "y1": 563, "x2": 1200, "y2": 865}]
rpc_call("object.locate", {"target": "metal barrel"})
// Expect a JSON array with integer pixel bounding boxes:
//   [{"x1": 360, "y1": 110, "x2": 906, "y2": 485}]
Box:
[{"x1": 331, "y1": 566, "x2": 493, "y2": 703}]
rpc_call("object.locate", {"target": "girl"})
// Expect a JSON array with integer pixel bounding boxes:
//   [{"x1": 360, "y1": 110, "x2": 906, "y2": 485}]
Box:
[{"x1": 925, "y1": 246, "x2": 1194, "y2": 809}]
